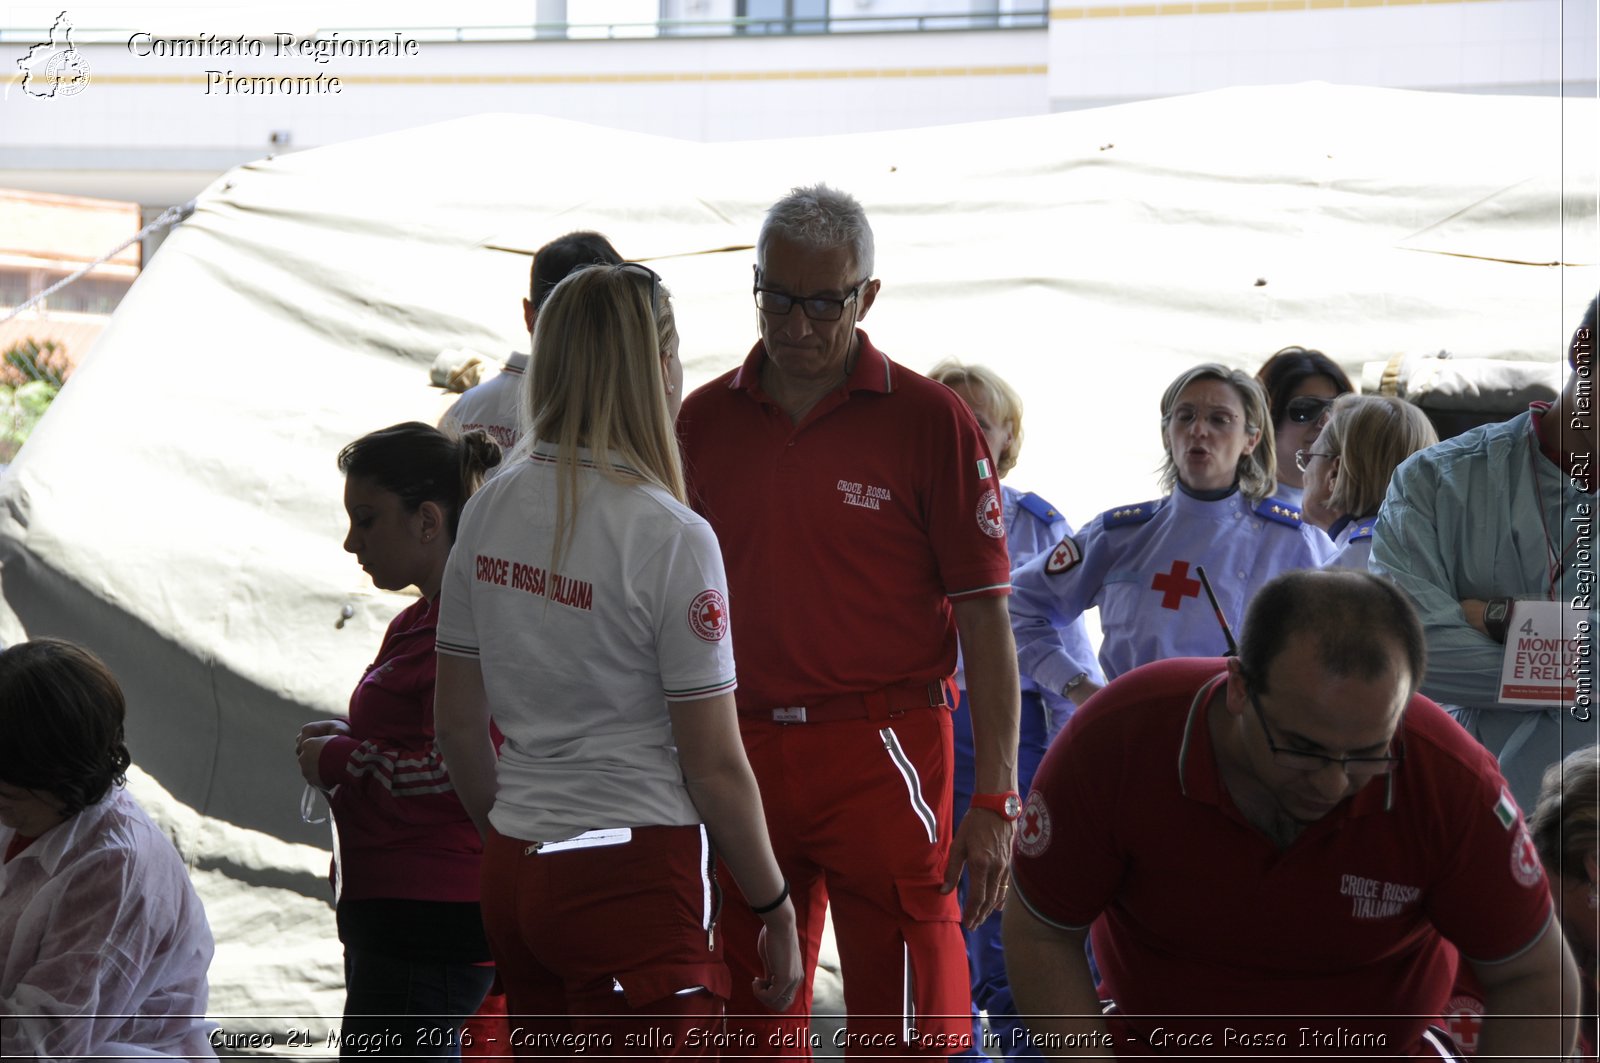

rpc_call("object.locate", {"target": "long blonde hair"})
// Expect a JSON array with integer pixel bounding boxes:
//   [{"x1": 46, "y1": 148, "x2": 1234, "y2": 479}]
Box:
[{"x1": 526, "y1": 264, "x2": 682, "y2": 570}]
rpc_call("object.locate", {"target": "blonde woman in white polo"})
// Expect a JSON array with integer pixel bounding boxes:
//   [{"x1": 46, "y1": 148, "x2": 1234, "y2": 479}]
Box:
[{"x1": 435, "y1": 264, "x2": 800, "y2": 1051}]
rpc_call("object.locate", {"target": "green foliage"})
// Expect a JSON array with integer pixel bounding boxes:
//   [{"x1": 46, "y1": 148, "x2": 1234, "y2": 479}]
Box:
[{"x1": 0, "y1": 340, "x2": 68, "y2": 463}]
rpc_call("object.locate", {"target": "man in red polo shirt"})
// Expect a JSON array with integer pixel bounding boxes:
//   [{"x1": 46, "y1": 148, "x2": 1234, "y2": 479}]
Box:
[
  {"x1": 677, "y1": 184, "x2": 1020, "y2": 1056},
  {"x1": 1004, "y1": 569, "x2": 1577, "y2": 1059}
]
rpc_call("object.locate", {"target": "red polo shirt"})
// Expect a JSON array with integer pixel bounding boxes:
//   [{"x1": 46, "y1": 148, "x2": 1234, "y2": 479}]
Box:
[
  {"x1": 677, "y1": 330, "x2": 1012, "y2": 710},
  {"x1": 1012, "y1": 657, "x2": 1554, "y2": 1057}
]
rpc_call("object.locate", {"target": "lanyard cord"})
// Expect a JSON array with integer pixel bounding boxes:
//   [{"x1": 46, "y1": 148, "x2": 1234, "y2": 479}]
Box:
[{"x1": 1526, "y1": 416, "x2": 1579, "y2": 600}]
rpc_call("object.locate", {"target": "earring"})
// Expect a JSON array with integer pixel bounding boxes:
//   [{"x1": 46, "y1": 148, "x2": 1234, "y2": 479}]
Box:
[
  {"x1": 666, "y1": 384, "x2": 677, "y2": 396},
  {"x1": 422, "y1": 532, "x2": 434, "y2": 544}
]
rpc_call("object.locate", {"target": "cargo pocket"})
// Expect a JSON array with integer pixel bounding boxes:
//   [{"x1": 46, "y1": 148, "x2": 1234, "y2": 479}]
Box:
[
  {"x1": 611, "y1": 962, "x2": 733, "y2": 1008},
  {"x1": 891, "y1": 878, "x2": 967, "y2": 1048}
]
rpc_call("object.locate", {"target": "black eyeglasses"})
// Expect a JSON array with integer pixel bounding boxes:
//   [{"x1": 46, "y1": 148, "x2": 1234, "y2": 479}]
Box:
[
  {"x1": 1247, "y1": 686, "x2": 1403, "y2": 778},
  {"x1": 1294, "y1": 448, "x2": 1336, "y2": 474},
  {"x1": 753, "y1": 280, "x2": 867, "y2": 322},
  {"x1": 1285, "y1": 395, "x2": 1336, "y2": 424},
  {"x1": 616, "y1": 262, "x2": 661, "y2": 305}
]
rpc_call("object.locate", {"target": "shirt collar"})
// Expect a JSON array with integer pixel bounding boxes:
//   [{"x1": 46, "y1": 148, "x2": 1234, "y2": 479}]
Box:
[
  {"x1": 528, "y1": 438, "x2": 642, "y2": 478},
  {"x1": 1168, "y1": 484, "x2": 1244, "y2": 517},
  {"x1": 728, "y1": 329, "x2": 894, "y2": 398},
  {"x1": 3, "y1": 789, "x2": 118, "y2": 878},
  {"x1": 1177, "y1": 672, "x2": 1229, "y2": 803},
  {"x1": 1175, "y1": 479, "x2": 1239, "y2": 503}
]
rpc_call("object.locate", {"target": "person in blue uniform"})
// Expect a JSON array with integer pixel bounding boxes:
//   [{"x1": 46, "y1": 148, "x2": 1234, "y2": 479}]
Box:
[
  {"x1": 1297, "y1": 393, "x2": 1436, "y2": 570},
  {"x1": 1011, "y1": 363, "x2": 1335, "y2": 689},
  {"x1": 930, "y1": 361, "x2": 1101, "y2": 1062}
]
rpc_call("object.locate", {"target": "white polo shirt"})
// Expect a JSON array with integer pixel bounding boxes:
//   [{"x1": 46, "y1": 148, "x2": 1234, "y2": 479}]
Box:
[
  {"x1": 438, "y1": 352, "x2": 526, "y2": 451},
  {"x1": 438, "y1": 440, "x2": 737, "y2": 843}
]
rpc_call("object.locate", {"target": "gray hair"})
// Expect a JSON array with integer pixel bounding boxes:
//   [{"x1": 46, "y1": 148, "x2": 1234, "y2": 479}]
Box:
[{"x1": 757, "y1": 184, "x2": 876, "y2": 278}]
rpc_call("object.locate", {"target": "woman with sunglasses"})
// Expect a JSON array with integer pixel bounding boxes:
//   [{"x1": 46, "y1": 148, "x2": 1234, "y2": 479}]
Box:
[
  {"x1": 1256, "y1": 346, "x2": 1354, "y2": 509},
  {"x1": 1011, "y1": 363, "x2": 1335, "y2": 690},
  {"x1": 434, "y1": 264, "x2": 801, "y2": 1050},
  {"x1": 1297, "y1": 394, "x2": 1438, "y2": 569}
]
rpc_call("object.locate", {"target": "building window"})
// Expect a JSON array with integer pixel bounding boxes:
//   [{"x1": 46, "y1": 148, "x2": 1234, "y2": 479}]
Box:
[{"x1": 738, "y1": 0, "x2": 829, "y2": 35}]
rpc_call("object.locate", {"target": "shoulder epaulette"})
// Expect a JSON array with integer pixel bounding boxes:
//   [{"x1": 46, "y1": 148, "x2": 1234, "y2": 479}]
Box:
[
  {"x1": 1102, "y1": 499, "x2": 1163, "y2": 529},
  {"x1": 1017, "y1": 491, "x2": 1061, "y2": 526},
  {"x1": 1254, "y1": 497, "x2": 1305, "y2": 528},
  {"x1": 1348, "y1": 516, "x2": 1377, "y2": 542}
]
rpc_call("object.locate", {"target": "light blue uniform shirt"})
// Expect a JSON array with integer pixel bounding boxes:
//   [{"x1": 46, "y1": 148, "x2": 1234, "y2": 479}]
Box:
[
  {"x1": 1011, "y1": 486, "x2": 1335, "y2": 686},
  {"x1": 954, "y1": 484, "x2": 1102, "y2": 733},
  {"x1": 1325, "y1": 514, "x2": 1376, "y2": 571},
  {"x1": 1372, "y1": 408, "x2": 1598, "y2": 809}
]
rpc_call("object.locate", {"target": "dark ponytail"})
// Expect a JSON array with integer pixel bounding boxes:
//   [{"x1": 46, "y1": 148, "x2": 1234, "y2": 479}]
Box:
[{"x1": 338, "y1": 422, "x2": 502, "y2": 541}]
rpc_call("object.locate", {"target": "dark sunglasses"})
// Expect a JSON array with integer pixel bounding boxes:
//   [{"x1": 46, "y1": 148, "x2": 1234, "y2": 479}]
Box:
[
  {"x1": 616, "y1": 262, "x2": 661, "y2": 305},
  {"x1": 1285, "y1": 395, "x2": 1336, "y2": 424}
]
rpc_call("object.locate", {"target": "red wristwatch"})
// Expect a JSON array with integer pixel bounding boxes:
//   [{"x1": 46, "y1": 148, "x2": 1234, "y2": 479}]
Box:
[{"x1": 971, "y1": 791, "x2": 1023, "y2": 821}]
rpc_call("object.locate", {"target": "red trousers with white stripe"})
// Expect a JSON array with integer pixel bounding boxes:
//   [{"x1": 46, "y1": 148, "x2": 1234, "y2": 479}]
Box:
[
  {"x1": 720, "y1": 707, "x2": 971, "y2": 1058},
  {"x1": 480, "y1": 823, "x2": 731, "y2": 1057}
]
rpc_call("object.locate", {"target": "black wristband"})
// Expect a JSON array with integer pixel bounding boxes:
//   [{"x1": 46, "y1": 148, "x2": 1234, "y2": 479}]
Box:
[
  {"x1": 750, "y1": 879, "x2": 789, "y2": 916},
  {"x1": 1484, "y1": 598, "x2": 1513, "y2": 644}
]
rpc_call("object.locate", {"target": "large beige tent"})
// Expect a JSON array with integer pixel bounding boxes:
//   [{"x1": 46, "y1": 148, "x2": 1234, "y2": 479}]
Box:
[{"x1": 0, "y1": 82, "x2": 1595, "y2": 1037}]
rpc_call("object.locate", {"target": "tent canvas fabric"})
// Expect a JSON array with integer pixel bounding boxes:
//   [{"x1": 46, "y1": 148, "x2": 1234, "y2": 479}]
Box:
[{"x1": 0, "y1": 82, "x2": 1595, "y2": 1030}]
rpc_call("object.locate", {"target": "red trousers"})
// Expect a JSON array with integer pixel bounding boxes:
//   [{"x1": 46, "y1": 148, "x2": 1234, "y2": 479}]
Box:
[
  {"x1": 720, "y1": 708, "x2": 970, "y2": 1059},
  {"x1": 480, "y1": 823, "x2": 732, "y2": 1058}
]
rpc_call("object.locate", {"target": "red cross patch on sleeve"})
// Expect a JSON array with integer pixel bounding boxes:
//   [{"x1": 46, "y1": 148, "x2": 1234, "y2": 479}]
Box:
[
  {"x1": 1017, "y1": 790, "x2": 1052, "y2": 857},
  {"x1": 1510, "y1": 822, "x2": 1544, "y2": 888},
  {"x1": 688, "y1": 589, "x2": 729, "y2": 642},
  {"x1": 977, "y1": 488, "x2": 1005, "y2": 539},
  {"x1": 1045, "y1": 535, "x2": 1083, "y2": 576}
]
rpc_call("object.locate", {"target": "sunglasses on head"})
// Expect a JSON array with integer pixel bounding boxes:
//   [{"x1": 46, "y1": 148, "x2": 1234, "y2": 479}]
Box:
[{"x1": 1285, "y1": 395, "x2": 1336, "y2": 423}]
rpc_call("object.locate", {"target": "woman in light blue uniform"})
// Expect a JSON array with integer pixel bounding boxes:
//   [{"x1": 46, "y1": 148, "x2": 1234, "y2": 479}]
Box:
[
  {"x1": 1011, "y1": 363, "x2": 1335, "y2": 688},
  {"x1": 1299, "y1": 393, "x2": 1437, "y2": 571},
  {"x1": 931, "y1": 361, "x2": 1101, "y2": 1062}
]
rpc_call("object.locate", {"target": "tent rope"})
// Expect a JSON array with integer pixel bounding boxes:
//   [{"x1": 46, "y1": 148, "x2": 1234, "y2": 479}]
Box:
[{"x1": 1, "y1": 198, "x2": 196, "y2": 325}]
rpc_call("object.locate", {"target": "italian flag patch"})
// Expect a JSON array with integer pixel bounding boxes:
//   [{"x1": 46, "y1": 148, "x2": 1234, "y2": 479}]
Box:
[
  {"x1": 1493, "y1": 788, "x2": 1518, "y2": 830},
  {"x1": 976, "y1": 458, "x2": 991, "y2": 479}
]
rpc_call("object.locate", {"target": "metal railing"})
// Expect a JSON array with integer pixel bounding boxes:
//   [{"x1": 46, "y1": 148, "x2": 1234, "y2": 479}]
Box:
[{"x1": 0, "y1": 8, "x2": 1048, "y2": 45}]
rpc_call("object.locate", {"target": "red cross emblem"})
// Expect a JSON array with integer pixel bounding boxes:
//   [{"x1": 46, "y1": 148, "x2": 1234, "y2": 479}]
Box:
[
  {"x1": 688, "y1": 589, "x2": 729, "y2": 642},
  {"x1": 1151, "y1": 560, "x2": 1201, "y2": 610},
  {"x1": 976, "y1": 488, "x2": 1004, "y2": 539},
  {"x1": 1511, "y1": 824, "x2": 1543, "y2": 887},
  {"x1": 1443, "y1": 996, "x2": 1483, "y2": 1054},
  {"x1": 1017, "y1": 791, "x2": 1052, "y2": 857},
  {"x1": 1045, "y1": 535, "x2": 1082, "y2": 576}
]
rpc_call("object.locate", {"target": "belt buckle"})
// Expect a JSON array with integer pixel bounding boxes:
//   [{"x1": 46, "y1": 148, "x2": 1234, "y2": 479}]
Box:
[{"x1": 772, "y1": 706, "x2": 807, "y2": 724}]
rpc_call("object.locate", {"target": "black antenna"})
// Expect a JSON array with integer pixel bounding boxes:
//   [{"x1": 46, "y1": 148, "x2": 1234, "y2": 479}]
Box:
[{"x1": 1194, "y1": 565, "x2": 1238, "y2": 657}]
